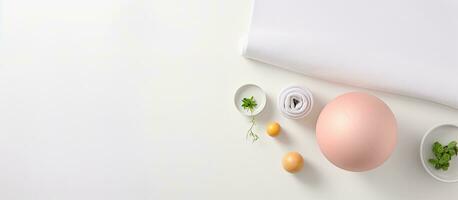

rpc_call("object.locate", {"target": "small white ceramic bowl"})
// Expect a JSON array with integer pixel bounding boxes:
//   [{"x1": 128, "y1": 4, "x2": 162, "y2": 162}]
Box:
[
  {"x1": 420, "y1": 123, "x2": 458, "y2": 183},
  {"x1": 234, "y1": 84, "x2": 267, "y2": 117}
]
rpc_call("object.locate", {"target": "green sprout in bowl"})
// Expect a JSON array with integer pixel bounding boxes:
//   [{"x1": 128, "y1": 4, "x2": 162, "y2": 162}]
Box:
[
  {"x1": 429, "y1": 141, "x2": 458, "y2": 171},
  {"x1": 241, "y1": 96, "x2": 259, "y2": 143}
]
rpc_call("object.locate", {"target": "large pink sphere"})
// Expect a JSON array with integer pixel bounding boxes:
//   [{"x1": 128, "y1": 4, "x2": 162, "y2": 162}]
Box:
[{"x1": 316, "y1": 92, "x2": 397, "y2": 172}]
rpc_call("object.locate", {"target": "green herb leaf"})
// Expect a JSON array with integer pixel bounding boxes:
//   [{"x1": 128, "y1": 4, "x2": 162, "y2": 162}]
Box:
[
  {"x1": 440, "y1": 153, "x2": 451, "y2": 164},
  {"x1": 429, "y1": 158, "x2": 438, "y2": 165},
  {"x1": 449, "y1": 149, "x2": 456, "y2": 156},
  {"x1": 241, "y1": 96, "x2": 259, "y2": 143},
  {"x1": 241, "y1": 96, "x2": 258, "y2": 113},
  {"x1": 429, "y1": 140, "x2": 458, "y2": 171},
  {"x1": 433, "y1": 142, "x2": 444, "y2": 157}
]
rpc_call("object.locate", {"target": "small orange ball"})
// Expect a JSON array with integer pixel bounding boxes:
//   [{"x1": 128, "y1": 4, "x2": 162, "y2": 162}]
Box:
[
  {"x1": 282, "y1": 152, "x2": 304, "y2": 173},
  {"x1": 266, "y1": 122, "x2": 281, "y2": 137}
]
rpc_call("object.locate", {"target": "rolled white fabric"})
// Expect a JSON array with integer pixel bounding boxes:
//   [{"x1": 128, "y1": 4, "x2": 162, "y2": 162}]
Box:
[
  {"x1": 278, "y1": 86, "x2": 313, "y2": 119},
  {"x1": 243, "y1": 0, "x2": 458, "y2": 109}
]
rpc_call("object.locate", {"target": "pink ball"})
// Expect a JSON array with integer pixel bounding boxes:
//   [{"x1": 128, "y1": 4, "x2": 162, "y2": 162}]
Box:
[{"x1": 316, "y1": 92, "x2": 397, "y2": 172}]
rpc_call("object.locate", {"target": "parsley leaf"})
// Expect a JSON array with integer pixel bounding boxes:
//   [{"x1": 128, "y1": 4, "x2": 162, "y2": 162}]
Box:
[
  {"x1": 429, "y1": 140, "x2": 458, "y2": 171},
  {"x1": 241, "y1": 96, "x2": 258, "y2": 112}
]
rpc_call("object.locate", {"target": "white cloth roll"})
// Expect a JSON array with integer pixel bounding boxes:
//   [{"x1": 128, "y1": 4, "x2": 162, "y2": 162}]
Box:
[
  {"x1": 278, "y1": 86, "x2": 313, "y2": 119},
  {"x1": 243, "y1": 0, "x2": 458, "y2": 109}
]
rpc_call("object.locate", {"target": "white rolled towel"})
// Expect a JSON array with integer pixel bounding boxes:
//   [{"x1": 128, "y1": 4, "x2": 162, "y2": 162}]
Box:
[{"x1": 278, "y1": 86, "x2": 313, "y2": 119}]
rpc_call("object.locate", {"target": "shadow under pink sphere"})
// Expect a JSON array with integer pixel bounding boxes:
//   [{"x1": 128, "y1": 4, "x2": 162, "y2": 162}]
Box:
[{"x1": 316, "y1": 92, "x2": 397, "y2": 172}]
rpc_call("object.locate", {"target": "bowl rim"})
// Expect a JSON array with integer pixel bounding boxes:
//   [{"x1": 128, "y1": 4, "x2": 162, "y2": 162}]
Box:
[
  {"x1": 233, "y1": 84, "x2": 267, "y2": 117},
  {"x1": 420, "y1": 123, "x2": 458, "y2": 183}
]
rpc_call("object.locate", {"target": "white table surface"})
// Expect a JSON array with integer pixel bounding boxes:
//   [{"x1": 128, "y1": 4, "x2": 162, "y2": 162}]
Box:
[{"x1": 1, "y1": 0, "x2": 458, "y2": 199}]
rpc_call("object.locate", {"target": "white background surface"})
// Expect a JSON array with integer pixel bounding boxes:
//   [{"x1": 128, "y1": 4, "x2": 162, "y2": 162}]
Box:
[{"x1": 1, "y1": 0, "x2": 458, "y2": 199}]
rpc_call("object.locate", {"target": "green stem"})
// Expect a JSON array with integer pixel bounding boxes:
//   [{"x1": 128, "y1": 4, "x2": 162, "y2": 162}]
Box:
[{"x1": 246, "y1": 111, "x2": 259, "y2": 143}]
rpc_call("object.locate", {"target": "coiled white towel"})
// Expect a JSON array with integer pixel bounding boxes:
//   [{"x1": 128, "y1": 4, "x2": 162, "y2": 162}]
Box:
[{"x1": 278, "y1": 86, "x2": 313, "y2": 119}]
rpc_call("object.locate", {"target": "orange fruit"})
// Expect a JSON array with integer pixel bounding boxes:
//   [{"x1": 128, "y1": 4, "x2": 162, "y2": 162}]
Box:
[
  {"x1": 282, "y1": 152, "x2": 304, "y2": 173},
  {"x1": 267, "y1": 122, "x2": 281, "y2": 137}
]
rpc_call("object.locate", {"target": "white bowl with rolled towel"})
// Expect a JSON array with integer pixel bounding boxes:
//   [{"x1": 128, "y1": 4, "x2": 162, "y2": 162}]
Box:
[{"x1": 278, "y1": 86, "x2": 313, "y2": 119}]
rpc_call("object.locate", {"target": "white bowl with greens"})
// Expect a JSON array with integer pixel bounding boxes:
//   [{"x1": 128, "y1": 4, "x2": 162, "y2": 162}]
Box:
[
  {"x1": 234, "y1": 84, "x2": 267, "y2": 143},
  {"x1": 234, "y1": 84, "x2": 267, "y2": 117},
  {"x1": 420, "y1": 123, "x2": 458, "y2": 183}
]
